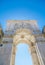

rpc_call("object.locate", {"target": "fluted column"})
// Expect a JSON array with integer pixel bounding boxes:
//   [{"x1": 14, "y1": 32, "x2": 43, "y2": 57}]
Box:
[
  {"x1": 29, "y1": 43, "x2": 40, "y2": 65},
  {"x1": 10, "y1": 44, "x2": 16, "y2": 65}
]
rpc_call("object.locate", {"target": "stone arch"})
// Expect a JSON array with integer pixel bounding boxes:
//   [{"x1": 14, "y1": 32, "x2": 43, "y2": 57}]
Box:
[
  {"x1": 10, "y1": 29, "x2": 40, "y2": 65},
  {"x1": 13, "y1": 29, "x2": 35, "y2": 45}
]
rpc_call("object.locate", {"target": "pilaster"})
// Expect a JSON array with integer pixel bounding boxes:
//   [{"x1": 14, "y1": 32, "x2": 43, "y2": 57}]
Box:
[
  {"x1": 29, "y1": 43, "x2": 40, "y2": 65},
  {"x1": 10, "y1": 44, "x2": 16, "y2": 65}
]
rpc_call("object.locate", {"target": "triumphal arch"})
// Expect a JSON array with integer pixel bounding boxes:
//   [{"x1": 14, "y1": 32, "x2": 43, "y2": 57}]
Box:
[{"x1": 0, "y1": 20, "x2": 45, "y2": 65}]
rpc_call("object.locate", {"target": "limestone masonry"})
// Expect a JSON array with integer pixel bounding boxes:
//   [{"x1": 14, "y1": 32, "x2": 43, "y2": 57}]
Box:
[{"x1": 0, "y1": 20, "x2": 45, "y2": 65}]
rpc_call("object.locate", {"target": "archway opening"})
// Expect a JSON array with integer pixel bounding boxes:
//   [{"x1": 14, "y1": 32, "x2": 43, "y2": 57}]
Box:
[{"x1": 15, "y1": 43, "x2": 33, "y2": 65}]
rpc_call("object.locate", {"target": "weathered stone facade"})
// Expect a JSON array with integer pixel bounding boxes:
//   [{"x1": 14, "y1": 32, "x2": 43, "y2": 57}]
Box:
[{"x1": 0, "y1": 20, "x2": 45, "y2": 65}]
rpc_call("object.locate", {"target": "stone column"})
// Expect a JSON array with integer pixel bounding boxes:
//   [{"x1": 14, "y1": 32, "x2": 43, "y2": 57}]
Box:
[
  {"x1": 29, "y1": 43, "x2": 40, "y2": 65},
  {"x1": 10, "y1": 44, "x2": 16, "y2": 65}
]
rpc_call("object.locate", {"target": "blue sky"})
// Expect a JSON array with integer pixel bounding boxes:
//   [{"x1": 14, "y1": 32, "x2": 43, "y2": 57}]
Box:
[
  {"x1": 0, "y1": 0, "x2": 45, "y2": 30},
  {"x1": 0, "y1": 0, "x2": 45, "y2": 65},
  {"x1": 15, "y1": 43, "x2": 33, "y2": 65}
]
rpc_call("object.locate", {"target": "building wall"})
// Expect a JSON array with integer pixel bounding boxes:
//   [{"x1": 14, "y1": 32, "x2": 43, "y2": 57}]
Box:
[
  {"x1": 37, "y1": 42, "x2": 45, "y2": 65},
  {"x1": 0, "y1": 44, "x2": 12, "y2": 65}
]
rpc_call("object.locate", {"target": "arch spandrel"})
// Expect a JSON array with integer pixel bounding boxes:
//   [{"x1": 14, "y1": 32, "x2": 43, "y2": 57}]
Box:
[{"x1": 14, "y1": 29, "x2": 32, "y2": 35}]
